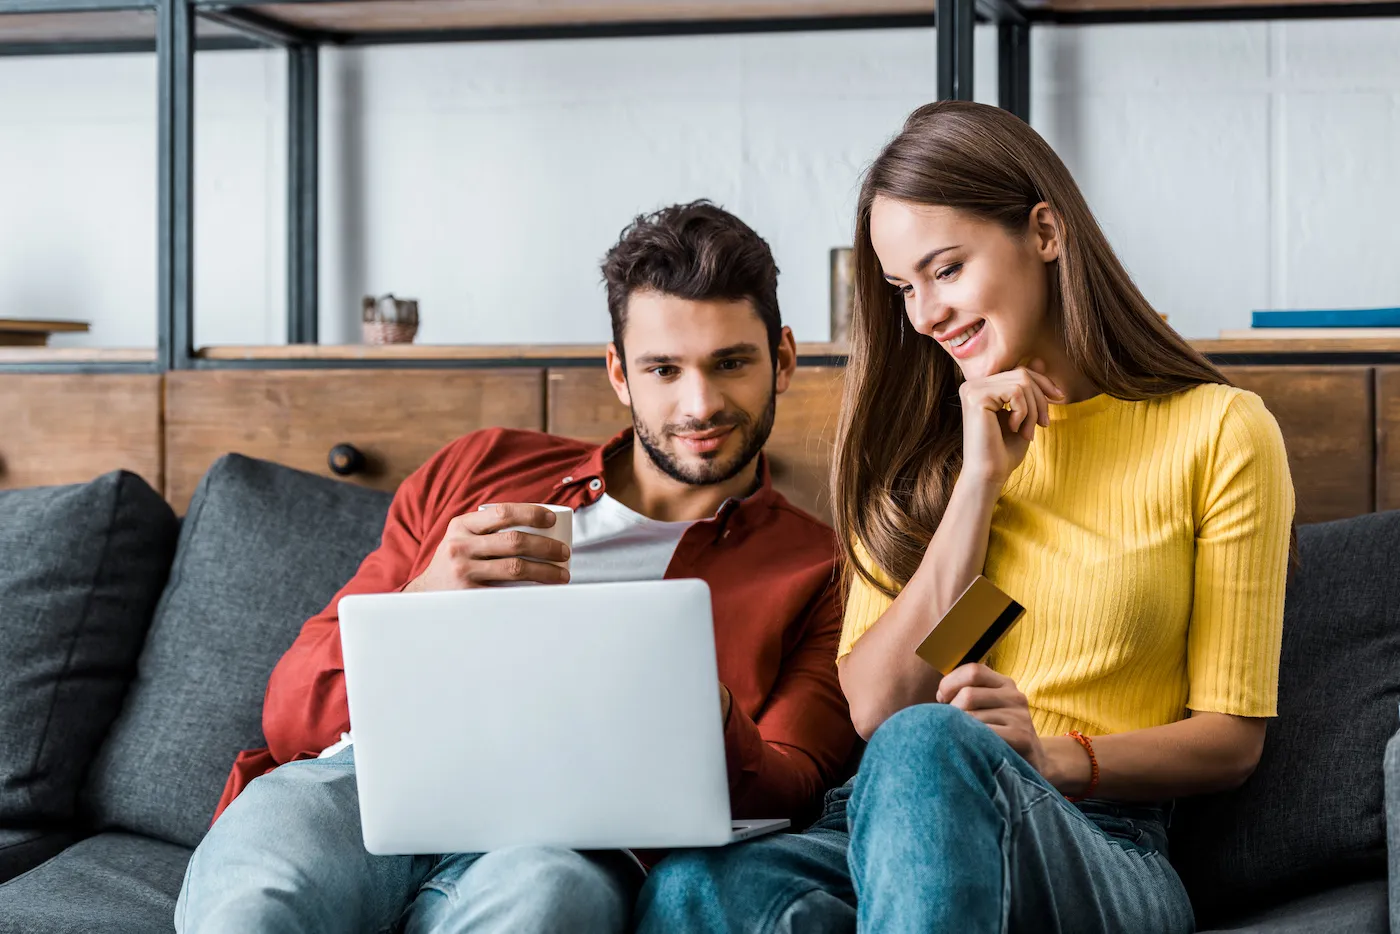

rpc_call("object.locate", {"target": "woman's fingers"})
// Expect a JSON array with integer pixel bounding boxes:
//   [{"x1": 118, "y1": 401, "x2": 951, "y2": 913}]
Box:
[
  {"x1": 948, "y1": 686, "x2": 1015, "y2": 712},
  {"x1": 1023, "y1": 366, "x2": 1065, "y2": 403},
  {"x1": 1026, "y1": 377, "x2": 1051, "y2": 429},
  {"x1": 935, "y1": 662, "x2": 1008, "y2": 703},
  {"x1": 1005, "y1": 383, "x2": 1029, "y2": 433}
]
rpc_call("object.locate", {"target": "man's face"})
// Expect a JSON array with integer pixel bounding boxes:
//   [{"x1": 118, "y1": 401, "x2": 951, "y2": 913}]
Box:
[{"x1": 608, "y1": 291, "x2": 793, "y2": 487}]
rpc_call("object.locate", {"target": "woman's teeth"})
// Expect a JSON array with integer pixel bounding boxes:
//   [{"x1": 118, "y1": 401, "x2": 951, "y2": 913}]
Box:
[{"x1": 948, "y1": 322, "x2": 984, "y2": 348}]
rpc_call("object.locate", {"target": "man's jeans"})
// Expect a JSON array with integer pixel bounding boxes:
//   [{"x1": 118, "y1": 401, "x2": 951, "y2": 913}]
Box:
[
  {"x1": 175, "y1": 748, "x2": 642, "y2": 934},
  {"x1": 636, "y1": 704, "x2": 1194, "y2": 933}
]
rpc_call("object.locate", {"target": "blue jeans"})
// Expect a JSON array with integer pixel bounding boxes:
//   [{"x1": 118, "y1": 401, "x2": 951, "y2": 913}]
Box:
[
  {"x1": 175, "y1": 748, "x2": 642, "y2": 934},
  {"x1": 636, "y1": 704, "x2": 1194, "y2": 933}
]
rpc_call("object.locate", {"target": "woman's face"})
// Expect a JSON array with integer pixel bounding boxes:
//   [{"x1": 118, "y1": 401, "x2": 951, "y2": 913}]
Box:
[{"x1": 869, "y1": 196, "x2": 1060, "y2": 381}]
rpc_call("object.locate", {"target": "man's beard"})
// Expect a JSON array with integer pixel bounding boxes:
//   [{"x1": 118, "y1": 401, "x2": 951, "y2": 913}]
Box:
[{"x1": 631, "y1": 389, "x2": 776, "y2": 487}]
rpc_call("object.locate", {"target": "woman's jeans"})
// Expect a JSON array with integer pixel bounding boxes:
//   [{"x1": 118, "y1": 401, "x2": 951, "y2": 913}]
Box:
[{"x1": 635, "y1": 704, "x2": 1195, "y2": 934}]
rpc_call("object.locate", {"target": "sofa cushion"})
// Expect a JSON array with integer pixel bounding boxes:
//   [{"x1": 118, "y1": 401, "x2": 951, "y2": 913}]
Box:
[
  {"x1": 1171, "y1": 510, "x2": 1400, "y2": 923},
  {"x1": 81, "y1": 455, "x2": 392, "y2": 849},
  {"x1": 0, "y1": 472, "x2": 178, "y2": 826},
  {"x1": 0, "y1": 829, "x2": 80, "y2": 885},
  {"x1": 0, "y1": 832, "x2": 190, "y2": 934},
  {"x1": 1193, "y1": 879, "x2": 1388, "y2": 934}
]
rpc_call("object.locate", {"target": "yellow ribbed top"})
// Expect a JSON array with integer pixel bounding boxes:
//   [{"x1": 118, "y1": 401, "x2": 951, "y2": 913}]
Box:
[{"x1": 838, "y1": 384, "x2": 1296, "y2": 736}]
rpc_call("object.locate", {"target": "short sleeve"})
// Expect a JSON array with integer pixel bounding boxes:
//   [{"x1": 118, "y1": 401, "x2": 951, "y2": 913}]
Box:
[
  {"x1": 1186, "y1": 390, "x2": 1295, "y2": 718},
  {"x1": 837, "y1": 539, "x2": 901, "y2": 661}
]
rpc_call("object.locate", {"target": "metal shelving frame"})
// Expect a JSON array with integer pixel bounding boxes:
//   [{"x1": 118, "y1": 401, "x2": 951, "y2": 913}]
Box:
[{"x1": 0, "y1": 0, "x2": 1397, "y2": 373}]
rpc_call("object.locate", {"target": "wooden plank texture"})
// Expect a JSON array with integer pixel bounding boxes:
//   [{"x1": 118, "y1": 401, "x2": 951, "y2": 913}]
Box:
[
  {"x1": 256, "y1": 0, "x2": 934, "y2": 33},
  {"x1": 1375, "y1": 367, "x2": 1400, "y2": 513},
  {"x1": 545, "y1": 366, "x2": 844, "y2": 522},
  {"x1": 164, "y1": 369, "x2": 545, "y2": 513},
  {"x1": 1221, "y1": 366, "x2": 1374, "y2": 524},
  {"x1": 0, "y1": 375, "x2": 163, "y2": 493}
]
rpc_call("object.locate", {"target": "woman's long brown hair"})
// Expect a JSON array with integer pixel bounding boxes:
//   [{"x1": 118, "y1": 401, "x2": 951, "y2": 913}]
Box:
[{"x1": 834, "y1": 101, "x2": 1231, "y2": 598}]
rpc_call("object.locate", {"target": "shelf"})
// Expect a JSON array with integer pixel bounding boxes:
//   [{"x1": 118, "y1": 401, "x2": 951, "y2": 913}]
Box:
[
  {"x1": 0, "y1": 347, "x2": 156, "y2": 363},
  {"x1": 1038, "y1": 0, "x2": 1400, "y2": 20},
  {"x1": 198, "y1": 0, "x2": 938, "y2": 44},
  {"x1": 1192, "y1": 336, "x2": 1400, "y2": 355},
  {"x1": 0, "y1": 8, "x2": 262, "y2": 53},
  {"x1": 192, "y1": 337, "x2": 1400, "y2": 365},
  {"x1": 197, "y1": 341, "x2": 851, "y2": 362}
]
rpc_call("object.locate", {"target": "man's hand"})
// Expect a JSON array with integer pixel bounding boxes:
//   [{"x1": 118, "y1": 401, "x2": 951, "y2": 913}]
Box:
[{"x1": 403, "y1": 504, "x2": 571, "y2": 591}]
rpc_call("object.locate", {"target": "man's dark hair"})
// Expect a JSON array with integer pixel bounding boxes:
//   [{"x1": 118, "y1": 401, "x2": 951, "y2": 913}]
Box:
[{"x1": 601, "y1": 200, "x2": 781, "y2": 368}]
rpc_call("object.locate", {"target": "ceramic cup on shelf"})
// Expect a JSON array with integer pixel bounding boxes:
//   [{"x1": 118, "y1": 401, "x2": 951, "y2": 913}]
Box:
[{"x1": 361, "y1": 294, "x2": 419, "y2": 344}]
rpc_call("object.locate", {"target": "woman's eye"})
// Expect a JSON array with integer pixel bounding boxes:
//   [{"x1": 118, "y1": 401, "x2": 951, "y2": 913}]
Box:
[
  {"x1": 898, "y1": 284, "x2": 914, "y2": 297},
  {"x1": 935, "y1": 263, "x2": 963, "y2": 281}
]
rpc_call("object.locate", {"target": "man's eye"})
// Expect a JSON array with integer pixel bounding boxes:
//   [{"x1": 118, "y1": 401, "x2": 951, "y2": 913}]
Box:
[
  {"x1": 651, "y1": 366, "x2": 678, "y2": 379},
  {"x1": 936, "y1": 263, "x2": 963, "y2": 281},
  {"x1": 717, "y1": 359, "x2": 744, "y2": 371}
]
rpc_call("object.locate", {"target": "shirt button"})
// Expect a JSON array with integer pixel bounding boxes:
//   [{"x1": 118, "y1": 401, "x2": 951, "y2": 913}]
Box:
[
  {"x1": 588, "y1": 478, "x2": 603, "y2": 492},
  {"x1": 562, "y1": 476, "x2": 574, "y2": 484}
]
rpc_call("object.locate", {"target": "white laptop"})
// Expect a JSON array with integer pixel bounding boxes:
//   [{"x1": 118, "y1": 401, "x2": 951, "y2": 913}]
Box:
[{"x1": 338, "y1": 579, "x2": 789, "y2": 855}]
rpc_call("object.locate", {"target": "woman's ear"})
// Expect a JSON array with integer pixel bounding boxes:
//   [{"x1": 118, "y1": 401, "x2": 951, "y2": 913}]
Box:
[{"x1": 1028, "y1": 202, "x2": 1061, "y2": 264}]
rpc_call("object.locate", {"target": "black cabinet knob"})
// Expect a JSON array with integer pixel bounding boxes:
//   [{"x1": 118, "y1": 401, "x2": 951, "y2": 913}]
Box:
[{"x1": 328, "y1": 443, "x2": 366, "y2": 477}]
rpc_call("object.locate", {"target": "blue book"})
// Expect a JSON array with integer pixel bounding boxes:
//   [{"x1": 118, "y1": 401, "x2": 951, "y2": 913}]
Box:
[{"x1": 1252, "y1": 307, "x2": 1400, "y2": 329}]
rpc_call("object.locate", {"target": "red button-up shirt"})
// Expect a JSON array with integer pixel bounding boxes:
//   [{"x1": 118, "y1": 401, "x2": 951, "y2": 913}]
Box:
[{"x1": 214, "y1": 428, "x2": 856, "y2": 826}]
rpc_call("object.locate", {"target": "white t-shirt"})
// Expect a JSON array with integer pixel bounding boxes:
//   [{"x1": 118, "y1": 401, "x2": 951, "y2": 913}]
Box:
[{"x1": 318, "y1": 494, "x2": 696, "y2": 758}]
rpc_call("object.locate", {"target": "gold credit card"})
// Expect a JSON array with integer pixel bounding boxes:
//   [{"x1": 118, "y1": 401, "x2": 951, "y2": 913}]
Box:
[{"x1": 915, "y1": 576, "x2": 1025, "y2": 675}]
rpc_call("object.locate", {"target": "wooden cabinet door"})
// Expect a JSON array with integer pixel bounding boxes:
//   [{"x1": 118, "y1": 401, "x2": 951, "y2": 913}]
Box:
[
  {"x1": 0, "y1": 375, "x2": 163, "y2": 493},
  {"x1": 1221, "y1": 366, "x2": 1374, "y2": 524},
  {"x1": 1374, "y1": 367, "x2": 1400, "y2": 513},
  {"x1": 164, "y1": 369, "x2": 545, "y2": 513},
  {"x1": 546, "y1": 366, "x2": 845, "y2": 523}
]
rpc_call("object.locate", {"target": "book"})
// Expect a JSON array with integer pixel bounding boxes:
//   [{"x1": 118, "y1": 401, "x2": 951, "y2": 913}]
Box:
[
  {"x1": 1251, "y1": 307, "x2": 1400, "y2": 329},
  {"x1": 1220, "y1": 328, "x2": 1400, "y2": 340}
]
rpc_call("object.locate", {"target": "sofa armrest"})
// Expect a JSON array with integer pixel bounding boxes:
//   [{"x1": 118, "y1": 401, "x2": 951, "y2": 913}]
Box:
[
  {"x1": 1387, "y1": 721, "x2": 1399, "y2": 934},
  {"x1": 0, "y1": 829, "x2": 78, "y2": 884}
]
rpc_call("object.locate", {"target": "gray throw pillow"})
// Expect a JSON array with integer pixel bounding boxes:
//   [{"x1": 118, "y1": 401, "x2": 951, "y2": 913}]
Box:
[
  {"x1": 0, "y1": 471, "x2": 178, "y2": 826},
  {"x1": 1171, "y1": 510, "x2": 1400, "y2": 923},
  {"x1": 80, "y1": 454, "x2": 391, "y2": 849}
]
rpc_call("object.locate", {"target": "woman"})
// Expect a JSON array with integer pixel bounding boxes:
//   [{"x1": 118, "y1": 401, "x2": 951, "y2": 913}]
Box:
[{"x1": 633, "y1": 101, "x2": 1294, "y2": 933}]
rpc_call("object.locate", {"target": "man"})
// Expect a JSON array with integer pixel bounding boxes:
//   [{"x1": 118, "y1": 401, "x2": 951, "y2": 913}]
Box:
[{"x1": 176, "y1": 200, "x2": 856, "y2": 933}]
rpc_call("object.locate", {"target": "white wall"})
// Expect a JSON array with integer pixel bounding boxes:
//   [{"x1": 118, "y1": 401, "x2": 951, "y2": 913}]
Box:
[{"x1": 0, "y1": 21, "x2": 1396, "y2": 350}]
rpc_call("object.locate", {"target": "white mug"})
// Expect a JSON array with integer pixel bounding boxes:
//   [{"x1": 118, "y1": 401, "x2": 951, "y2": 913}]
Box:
[{"x1": 478, "y1": 504, "x2": 573, "y2": 578}]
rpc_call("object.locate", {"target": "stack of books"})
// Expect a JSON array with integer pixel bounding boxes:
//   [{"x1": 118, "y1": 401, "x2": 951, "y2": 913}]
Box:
[{"x1": 1221, "y1": 307, "x2": 1400, "y2": 340}]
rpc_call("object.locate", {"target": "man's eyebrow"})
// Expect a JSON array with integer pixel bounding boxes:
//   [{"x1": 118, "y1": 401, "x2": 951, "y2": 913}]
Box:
[
  {"x1": 635, "y1": 344, "x2": 760, "y2": 366},
  {"x1": 884, "y1": 245, "x2": 961, "y2": 281},
  {"x1": 710, "y1": 343, "x2": 761, "y2": 359}
]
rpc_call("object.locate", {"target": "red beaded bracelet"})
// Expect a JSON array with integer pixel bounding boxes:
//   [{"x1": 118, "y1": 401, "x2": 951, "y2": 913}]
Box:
[{"x1": 1065, "y1": 730, "x2": 1099, "y2": 803}]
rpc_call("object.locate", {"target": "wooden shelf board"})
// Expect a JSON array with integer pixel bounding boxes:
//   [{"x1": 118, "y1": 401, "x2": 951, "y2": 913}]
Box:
[
  {"x1": 194, "y1": 336, "x2": 1400, "y2": 363},
  {"x1": 0, "y1": 319, "x2": 91, "y2": 334},
  {"x1": 247, "y1": 0, "x2": 935, "y2": 35},
  {"x1": 1047, "y1": 0, "x2": 1392, "y2": 10},
  {"x1": 198, "y1": 342, "x2": 851, "y2": 361},
  {"x1": 0, "y1": 347, "x2": 156, "y2": 363},
  {"x1": 1192, "y1": 336, "x2": 1400, "y2": 354},
  {"x1": 0, "y1": 10, "x2": 242, "y2": 45}
]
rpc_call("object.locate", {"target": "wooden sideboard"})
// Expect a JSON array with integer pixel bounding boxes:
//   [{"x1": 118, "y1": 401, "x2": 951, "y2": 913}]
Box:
[{"x1": 2, "y1": 360, "x2": 1396, "y2": 527}]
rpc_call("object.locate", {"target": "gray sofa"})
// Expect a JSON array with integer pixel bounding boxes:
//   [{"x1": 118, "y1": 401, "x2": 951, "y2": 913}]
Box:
[{"x1": 0, "y1": 454, "x2": 1395, "y2": 933}]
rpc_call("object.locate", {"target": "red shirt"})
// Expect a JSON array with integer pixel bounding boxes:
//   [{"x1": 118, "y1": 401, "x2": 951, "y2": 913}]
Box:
[{"x1": 215, "y1": 428, "x2": 856, "y2": 825}]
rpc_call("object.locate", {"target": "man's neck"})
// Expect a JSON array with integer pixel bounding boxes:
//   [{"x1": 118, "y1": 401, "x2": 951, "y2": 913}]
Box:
[{"x1": 603, "y1": 440, "x2": 761, "y2": 523}]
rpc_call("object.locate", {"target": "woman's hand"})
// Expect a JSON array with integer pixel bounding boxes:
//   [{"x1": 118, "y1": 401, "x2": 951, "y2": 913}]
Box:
[
  {"x1": 937, "y1": 663, "x2": 1048, "y2": 775},
  {"x1": 958, "y1": 363, "x2": 1064, "y2": 488}
]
